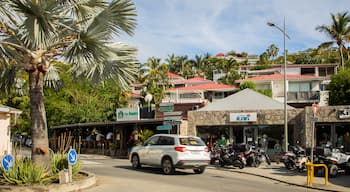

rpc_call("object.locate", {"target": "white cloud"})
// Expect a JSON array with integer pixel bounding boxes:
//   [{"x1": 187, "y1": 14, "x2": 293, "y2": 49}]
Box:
[{"x1": 118, "y1": 0, "x2": 350, "y2": 63}]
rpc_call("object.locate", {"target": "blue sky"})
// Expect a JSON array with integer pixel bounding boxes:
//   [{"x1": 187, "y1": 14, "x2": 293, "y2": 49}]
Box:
[{"x1": 118, "y1": 0, "x2": 349, "y2": 63}]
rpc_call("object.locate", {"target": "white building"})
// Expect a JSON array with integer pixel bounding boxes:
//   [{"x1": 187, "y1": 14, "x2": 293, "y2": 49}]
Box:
[{"x1": 0, "y1": 105, "x2": 21, "y2": 156}]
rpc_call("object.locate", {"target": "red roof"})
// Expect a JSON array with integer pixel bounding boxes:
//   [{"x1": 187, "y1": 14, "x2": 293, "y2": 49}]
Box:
[
  {"x1": 216, "y1": 53, "x2": 225, "y2": 57},
  {"x1": 174, "y1": 77, "x2": 213, "y2": 85},
  {"x1": 168, "y1": 83, "x2": 236, "y2": 92},
  {"x1": 239, "y1": 74, "x2": 324, "y2": 82},
  {"x1": 130, "y1": 93, "x2": 143, "y2": 98},
  {"x1": 166, "y1": 72, "x2": 183, "y2": 79}
]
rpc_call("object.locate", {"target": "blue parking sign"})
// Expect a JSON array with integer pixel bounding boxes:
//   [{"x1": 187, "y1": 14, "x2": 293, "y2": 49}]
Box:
[
  {"x1": 68, "y1": 149, "x2": 77, "y2": 165},
  {"x1": 1, "y1": 154, "x2": 14, "y2": 171}
]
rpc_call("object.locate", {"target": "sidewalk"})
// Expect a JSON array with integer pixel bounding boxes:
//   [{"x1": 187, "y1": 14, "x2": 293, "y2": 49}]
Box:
[{"x1": 209, "y1": 163, "x2": 350, "y2": 192}]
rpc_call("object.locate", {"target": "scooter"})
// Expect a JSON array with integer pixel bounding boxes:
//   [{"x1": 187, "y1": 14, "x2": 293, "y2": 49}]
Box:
[
  {"x1": 219, "y1": 145, "x2": 246, "y2": 169},
  {"x1": 256, "y1": 147, "x2": 271, "y2": 166},
  {"x1": 210, "y1": 145, "x2": 222, "y2": 165},
  {"x1": 314, "y1": 146, "x2": 350, "y2": 178},
  {"x1": 281, "y1": 145, "x2": 308, "y2": 172},
  {"x1": 245, "y1": 145, "x2": 259, "y2": 167}
]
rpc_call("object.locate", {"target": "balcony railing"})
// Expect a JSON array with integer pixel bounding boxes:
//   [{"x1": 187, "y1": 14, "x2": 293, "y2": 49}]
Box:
[
  {"x1": 162, "y1": 98, "x2": 205, "y2": 104},
  {"x1": 287, "y1": 91, "x2": 319, "y2": 103}
]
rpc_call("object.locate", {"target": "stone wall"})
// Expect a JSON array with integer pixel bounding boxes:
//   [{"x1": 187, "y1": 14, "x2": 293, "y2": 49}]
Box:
[
  {"x1": 187, "y1": 109, "x2": 304, "y2": 142},
  {"x1": 187, "y1": 105, "x2": 350, "y2": 148},
  {"x1": 304, "y1": 105, "x2": 350, "y2": 147}
]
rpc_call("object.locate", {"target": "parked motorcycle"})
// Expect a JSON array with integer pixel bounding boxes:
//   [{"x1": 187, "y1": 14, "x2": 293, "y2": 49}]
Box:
[
  {"x1": 219, "y1": 145, "x2": 246, "y2": 169},
  {"x1": 281, "y1": 145, "x2": 309, "y2": 172},
  {"x1": 256, "y1": 147, "x2": 271, "y2": 166},
  {"x1": 210, "y1": 145, "x2": 222, "y2": 165},
  {"x1": 244, "y1": 144, "x2": 271, "y2": 167},
  {"x1": 245, "y1": 145, "x2": 259, "y2": 167},
  {"x1": 313, "y1": 146, "x2": 350, "y2": 178}
]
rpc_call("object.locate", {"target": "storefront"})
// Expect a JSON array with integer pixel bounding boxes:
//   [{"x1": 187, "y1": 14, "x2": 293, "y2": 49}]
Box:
[
  {"x1": 305, "y1": 106, "x2": 350, "y2": 151},
  {"x1": 187, "y1": 89, "x2": 350, "y2": 153},
  {"x1": 187, "y1": 89, "x2": 301, "y2": 158}
]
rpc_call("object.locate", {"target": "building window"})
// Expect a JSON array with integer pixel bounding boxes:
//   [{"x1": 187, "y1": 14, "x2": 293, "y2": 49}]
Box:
[{"x1": 289, "y1": 82, "x2": 311, "y2": 92}]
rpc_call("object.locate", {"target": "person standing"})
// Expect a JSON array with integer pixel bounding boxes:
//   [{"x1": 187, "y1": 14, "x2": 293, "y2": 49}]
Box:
[
  {"x1": 126, "y1": 135, "x2": 135, "y2": 158},
  {"x1": 344, "y1": 132, "x2": 350, "y2": 152}
]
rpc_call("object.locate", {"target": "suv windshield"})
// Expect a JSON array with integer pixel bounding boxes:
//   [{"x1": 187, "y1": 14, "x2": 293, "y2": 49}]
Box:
[{"x1": 179, "y1": 137, "x2": 205, "y2": 146}]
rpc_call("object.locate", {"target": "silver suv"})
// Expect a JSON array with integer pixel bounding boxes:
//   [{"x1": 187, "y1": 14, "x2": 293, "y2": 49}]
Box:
[{"x1": 130, "y1": 134, "x2": 210, "y2": 175}]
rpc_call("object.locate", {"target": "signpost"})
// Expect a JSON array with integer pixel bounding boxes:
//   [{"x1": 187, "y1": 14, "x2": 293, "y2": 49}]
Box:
[
  {"x1": 311, "y1": 103, "x2": 318, "y2": 163},
  {"x1": 159, "y1": 102, "x2": 174, "y2": 112},
  {"x1": 1, "y1": 154, "x2": 14, "y2": 172},
  {"x1": 156, "y1": 125, "x2": 172, "y2": 131},
  {"x1": 68, "y1": 148, "x2": 77, "y2": 183}
]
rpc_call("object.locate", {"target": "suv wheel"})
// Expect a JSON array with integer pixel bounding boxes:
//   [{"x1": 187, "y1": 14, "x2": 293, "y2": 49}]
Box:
[
  {"x1": 162, "y1": 157, "x2": 175, "y2": 175},
  {"x1": 131, "y1": 154, "x2": 141, "y2": 169},
  {"x1": 193, "y1": 167, "x2": 205, "y2": 174}
]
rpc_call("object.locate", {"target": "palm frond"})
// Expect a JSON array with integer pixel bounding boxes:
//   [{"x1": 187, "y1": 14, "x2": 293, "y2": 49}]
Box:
[
  {"x1": 71, "y1": 42, "x2": 139, "y2": 89},
  {"x1": 44, "y1": 63, "x2": 63, "y2": 91},
  {"x1": 86, "y1": 0, "x2": 137, "y2": 39},
  {"x1": 63, "y1": 32, "x2": 110, "y2": 72},
  {"x1": 58, "y1": 0, "x2": 107, "y2": 22},
  {"x1": 7, "y1": 0, "x2": 70, "y2": 49},
  {"x1": 0, "y1": 66, "x2": 17, "y2": 96}
]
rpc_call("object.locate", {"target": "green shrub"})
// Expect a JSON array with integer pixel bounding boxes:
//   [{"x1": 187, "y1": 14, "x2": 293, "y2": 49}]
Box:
[
  {"x1": 0, "y1": 159, "x2": 52, "y2": 185},
  {"x1": 0, "y1": 153, "x2": 81, "y2": 186},
  {"x1": 51, "y1": 153, "x2": 81, "y2": 176}
]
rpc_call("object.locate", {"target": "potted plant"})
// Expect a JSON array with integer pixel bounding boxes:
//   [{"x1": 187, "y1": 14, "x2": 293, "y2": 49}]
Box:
[{"x1": 109, "y1": 143, "x2": 116, "y2": 156}]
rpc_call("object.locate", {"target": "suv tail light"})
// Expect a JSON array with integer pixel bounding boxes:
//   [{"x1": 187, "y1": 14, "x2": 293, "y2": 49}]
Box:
[
  {"x1": 204, "y1": 147, "x2": 209, "y2": 152},
  {"x1": 174, "y1": 146, "x2": 187, "y2": 152}
]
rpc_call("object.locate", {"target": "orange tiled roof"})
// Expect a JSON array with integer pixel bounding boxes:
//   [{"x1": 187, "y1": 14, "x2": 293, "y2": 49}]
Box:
[
  {"x1": 130, "y1": 93, "x2": 143, "y2": 98},
  {"x1": 174, "y1": 77, "x2": 213, "y2": 84},
  {"x1": 166, "y1": 72, "x2": 183, "y2": 79}
]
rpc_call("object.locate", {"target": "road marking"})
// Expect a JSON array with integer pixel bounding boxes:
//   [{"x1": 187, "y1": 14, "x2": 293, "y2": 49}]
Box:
[{"x1": 81, "y1": 160, "x2": 102, "y2": 165}]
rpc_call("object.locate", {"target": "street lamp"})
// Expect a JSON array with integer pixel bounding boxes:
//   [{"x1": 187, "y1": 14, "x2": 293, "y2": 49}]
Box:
[{"x1": 267, "y1": 18, "x2": 290, "y2": 152}]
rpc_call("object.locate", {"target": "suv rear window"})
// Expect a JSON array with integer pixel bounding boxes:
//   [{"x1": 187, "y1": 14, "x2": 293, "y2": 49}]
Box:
[{"x1": 179, "y1": 137, "x2": 205, "y2": 146}]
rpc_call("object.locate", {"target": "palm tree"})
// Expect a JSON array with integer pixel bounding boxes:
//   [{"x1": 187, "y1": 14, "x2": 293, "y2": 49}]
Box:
[
  {"x1": 0, "y1": 0, "x2": 138, "y2": 169},
  {"x1": 266, "y1": 44, "x2": 279, "y2": 64},
  {"x1": 165, "y1": 54, "x2": 179, "y2": 73},
  {"x1": 316, "y1": 12, "x2": 350, "y2": 70},
  {"x1": 190, "y1": 55, "x2": 205, "y2": 76},
  {"x1": 143, "y1": 57, "x2": 169, "y2": 105}
]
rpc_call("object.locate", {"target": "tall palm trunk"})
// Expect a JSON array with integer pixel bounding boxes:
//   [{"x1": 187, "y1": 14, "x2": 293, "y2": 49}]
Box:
[
  {"x1": 29, "y1": 69, "x2": 51, "y2": 170},
  {"x1": 339, "y1": 43, "x2": 344, "y2": 70}
]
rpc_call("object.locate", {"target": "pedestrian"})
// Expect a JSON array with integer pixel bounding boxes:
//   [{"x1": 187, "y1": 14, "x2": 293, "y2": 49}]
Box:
[{"x1": 127, "y1": 135, "x2": 135, "y2": 158}]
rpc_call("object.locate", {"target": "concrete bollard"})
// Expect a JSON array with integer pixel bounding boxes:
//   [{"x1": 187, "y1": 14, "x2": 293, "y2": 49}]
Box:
[{"x1": 58, "y1": 169, "x2": 69, "y2": 184}]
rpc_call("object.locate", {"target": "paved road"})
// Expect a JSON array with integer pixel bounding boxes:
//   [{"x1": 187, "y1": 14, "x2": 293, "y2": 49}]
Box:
[{"x1": 82, "y1": 158, "x2": 319, "y2": 192}]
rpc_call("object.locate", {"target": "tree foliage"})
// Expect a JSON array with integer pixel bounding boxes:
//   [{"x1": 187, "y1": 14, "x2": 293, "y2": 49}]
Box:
[
  {"x1": 0, "y1": 0, "x2": 138, "y2": 168},
  {"x1": 316, "y1": 11, "x2": 350, "y2": 70},
  {"x1": 328, "y1": 67, "x2": 350, "y2": 105}
]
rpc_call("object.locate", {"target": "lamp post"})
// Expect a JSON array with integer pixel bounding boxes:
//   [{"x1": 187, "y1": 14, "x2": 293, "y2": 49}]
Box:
[{"x1": 267, "y1": 18, "x2": 290, "y2": 152}]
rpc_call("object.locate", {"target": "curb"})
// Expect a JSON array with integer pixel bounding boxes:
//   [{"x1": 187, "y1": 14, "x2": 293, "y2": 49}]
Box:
[
  {"x1": 208, "y1": 166, "x2": 343, "y2": 192},
  {"x1": 0, "y1": 170, "x2": 96, "y2": 192}
]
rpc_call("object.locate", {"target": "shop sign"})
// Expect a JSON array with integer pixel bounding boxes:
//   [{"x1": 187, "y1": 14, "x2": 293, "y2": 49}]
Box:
[
  {"x1": 338, "y1": 109, "x2": 350, "y2": 119},
  {"x1": 116, "y1": 107, "x2": 140, "y2": 121},
  {"x1": 229, "y1": 112, "x2": 257, "y2": 122}
]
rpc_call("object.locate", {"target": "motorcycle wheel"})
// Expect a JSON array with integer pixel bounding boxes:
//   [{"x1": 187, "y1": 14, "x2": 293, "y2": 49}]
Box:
[
  {"x1": 220, "y1": 160, "x2": 225, "y2": 167},
  {"x1": 254, "y1": 159, "x2": 260, "y2": 167},
  {"x1": 297, "y1": 163, "x2": 305, "y2": 173},
  {"x1": 314, "y1": 167, "x2": 325, "y2": 177},
  {"x1": 238, "y1": 160, "x2": 244, "y2": 169},
  {"x1": 265, "y1": 155, "x2": 271, "y2": 165},
  {"x1": 286, "y1": 161, "x2": 294, "y2": 170},
  {"x1": 328, "y1": 164, "x2": 338, "y2": 178}
]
